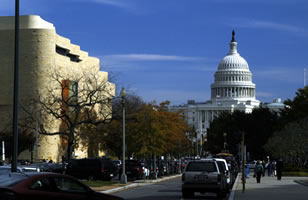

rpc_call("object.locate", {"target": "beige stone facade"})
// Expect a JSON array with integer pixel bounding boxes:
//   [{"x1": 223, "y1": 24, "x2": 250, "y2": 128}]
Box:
[{"x1": 0, "y1": 15, "x2": 115, "y2": 162}]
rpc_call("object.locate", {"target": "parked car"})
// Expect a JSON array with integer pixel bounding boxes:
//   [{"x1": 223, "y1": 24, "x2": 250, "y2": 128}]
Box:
[
  {"x1": 182, "y1": 159, "x2": 228, "y2": 198},
  {"x1": 112, "y1": 160, "x2": 121, "y2": 176},
  {"x1": 144, "y1": 160, "x2": 159, "y2": 179},
  {"x1": 119, "y1": 160, "x2": 145, "y2": 180},
  {"x1": 158, "y1": 160, "x2": 170, "y2": 177},
  {"x1": 202, "y1": 158, "x2": 233, "y2": 190},
  {"x1": 0, "y1": 172, "x2": 123, "y2": 200},
  {"x1": 66, "y1": 158, "x2": 118, "y2": 181},
  {"x1": 0, "y1": 165, "x2": 40, "y2": 175},
  {"x1": 0, "y1": 160, "x2": 8, "y2": 166},
  {"x1": 30, "y1": 162, "x2": 64, "y2": 173},
  {"x1": 248, "y1": 160, "x2": 257, "y2": 169}
]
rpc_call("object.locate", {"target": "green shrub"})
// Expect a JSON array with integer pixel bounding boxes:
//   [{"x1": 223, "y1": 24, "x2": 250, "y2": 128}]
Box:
[
  {"x1": 283, "y1": 163, "x2": 308, "y2": 172},
  {"x1": 282, "y1": 171, "x2": 308, "y2": 176}
]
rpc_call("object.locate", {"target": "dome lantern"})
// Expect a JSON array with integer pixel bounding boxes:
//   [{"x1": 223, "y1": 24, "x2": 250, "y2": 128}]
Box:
[{"x1": 228, "y1": 30, "x2": 238, "y2": 55}]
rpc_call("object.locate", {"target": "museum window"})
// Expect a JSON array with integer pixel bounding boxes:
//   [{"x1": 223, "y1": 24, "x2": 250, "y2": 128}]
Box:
[{"x1": 56, "y1": 45, "x2": 82, "y2": 62}]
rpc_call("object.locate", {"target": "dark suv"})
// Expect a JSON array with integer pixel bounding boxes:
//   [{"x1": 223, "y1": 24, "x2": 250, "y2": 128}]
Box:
[
  {"x1": 119, "y1": 160, "x2": 145, "y2": 180},
  {"x1": 65, "y1": 158, "x2": 118, "y2": 181}
]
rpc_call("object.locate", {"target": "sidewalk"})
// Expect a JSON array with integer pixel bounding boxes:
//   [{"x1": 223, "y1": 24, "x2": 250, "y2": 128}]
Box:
[
  {"x1": 231, "y1": 173, "x2": 308, "y2": 200},
  {"x1": 93, "y1": 174, "x2": 182, "y2": 194}
]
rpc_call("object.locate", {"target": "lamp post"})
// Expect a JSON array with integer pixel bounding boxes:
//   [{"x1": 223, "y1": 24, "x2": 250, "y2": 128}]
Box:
[
  {"x1": 204, "y1": 138, "x2": 207, "y2": 155},
  {"x1": 12, "y1": 0, "x2": 20, "y2": 172},
  {"x1": 120, "y1": 88, "x2": 127, "y2": 184},
  {"x1": 223, "y1": 132, "x2": 227, "y2": 152}
]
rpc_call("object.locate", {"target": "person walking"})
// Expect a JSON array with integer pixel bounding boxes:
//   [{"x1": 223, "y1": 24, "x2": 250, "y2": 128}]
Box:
[
  {"x1": 254, "y1": 160, "x2": 264, "y2": 183},
  {"x1": 272, "y1": 160, "x2": 277, "y2": 177},
  {"x1": 267, "y1": 162, "x2": 273, "y2": 176},
  {"x1": 262, "y1": 160, "x2": 266, "y2": 177},
  {"x1": 245, "y1": 163, "x2": 250, "y2": 178},
  {"x1": 276, "y1": 159, "x2": 283, "y2": 180}
]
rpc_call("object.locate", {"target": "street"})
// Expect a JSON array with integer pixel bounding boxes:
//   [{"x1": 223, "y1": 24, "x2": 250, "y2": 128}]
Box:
[{"x1": 113, "y1": 177, "x2": 230, "y2": 200}]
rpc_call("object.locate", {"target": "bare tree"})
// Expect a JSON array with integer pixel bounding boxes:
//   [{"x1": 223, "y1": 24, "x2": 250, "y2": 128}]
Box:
[{"x1": 21, "y1": 67, "x2": 115, "y2": 161}]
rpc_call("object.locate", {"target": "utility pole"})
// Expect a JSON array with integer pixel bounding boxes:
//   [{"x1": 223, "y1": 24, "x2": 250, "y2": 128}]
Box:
[
  {"x1": 12, "y1": 0, "x2": 20, "y2": 172},
  {"x1": 304, "y1": 68, "x2": 306, "y2": 87},
  {"x1": 2, "y1": 141, "x2": 5, "y2": 161},
  {"x1": 241, "y1": 131, "x2": 245, "y2": 192}
]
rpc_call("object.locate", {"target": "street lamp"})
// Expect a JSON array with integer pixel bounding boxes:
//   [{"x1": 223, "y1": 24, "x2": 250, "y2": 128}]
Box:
[
  {"x1": 204, "y1": 138, "x2": 207, "y2": 152},
  {"x1": 120, "y1": 88, "x2": 127, "y2": 184},
  {"x1": 223, "y1": 132, "x2": 227, "y2": 152}
]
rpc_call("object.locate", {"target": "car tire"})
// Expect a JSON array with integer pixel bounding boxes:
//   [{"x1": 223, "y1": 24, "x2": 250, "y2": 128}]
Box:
[
  {"x1": 182, "y1": 190, "x2": 194, "y2": 198},
  {"x1": 217, "y1": 191, "x2": 227, "y2": 198}
]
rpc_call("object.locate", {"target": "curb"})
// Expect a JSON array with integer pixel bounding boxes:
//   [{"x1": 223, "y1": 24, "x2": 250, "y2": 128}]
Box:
[
  {"x1": 294, "y1": 180, "x2": 308, "y2": 187},
  {"x1": 101, "y1": 183, "x2": 140, "y2": 194},
  {"x1": 101, "y1": 174, "x2": 182, "y2": 194},
  {"x1": 228, "y1": 173, "x2": 240, "y2": 200}
]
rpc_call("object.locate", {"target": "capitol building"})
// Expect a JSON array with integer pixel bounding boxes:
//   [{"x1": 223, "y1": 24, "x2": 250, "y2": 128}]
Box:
[{"x1": 169, "y1": 31, "x2": 284, "y2": 149}]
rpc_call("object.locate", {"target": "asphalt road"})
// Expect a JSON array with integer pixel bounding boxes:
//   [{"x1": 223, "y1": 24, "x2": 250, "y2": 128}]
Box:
[{"x1": 113, "y1": 177, "x2": 230, "y2": 200}]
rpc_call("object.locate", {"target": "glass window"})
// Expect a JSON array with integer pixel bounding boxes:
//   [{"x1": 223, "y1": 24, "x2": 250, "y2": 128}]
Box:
[
  {"x1": 31, "y1": 178, "x2": 53, "y2": 191},
  {"x1": 186, "y1": 162, "x2": 217, "y2": 172},
  {"x1": 54, "y1": 177, "x2": 87, "y2": 193}
]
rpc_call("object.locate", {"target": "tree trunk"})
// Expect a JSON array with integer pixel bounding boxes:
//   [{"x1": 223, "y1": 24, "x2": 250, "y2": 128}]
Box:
[{"x1": 67, "y1": 132, "x2": 74, "y2": 161}]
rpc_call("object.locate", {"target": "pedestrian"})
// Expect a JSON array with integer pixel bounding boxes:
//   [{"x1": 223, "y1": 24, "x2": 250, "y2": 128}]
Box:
[
  {"x1": 254, "y1": 160, "x2": 264, "y2": 183},
  {"x1": 245, "y1": 164, "x2": 250, "y2": 178},
  {"x1": 262, "y1": 160, "x2": 266, "y2": 177},
  {"x1": 267, "y1": 162, "x2": 273, "y2": 176},
  {"x1": 276, "y1": 159, "x2": 283, "y2": 180},
  {"x1": 272, "y1": 160, "x2": 277, "y2": 176}
]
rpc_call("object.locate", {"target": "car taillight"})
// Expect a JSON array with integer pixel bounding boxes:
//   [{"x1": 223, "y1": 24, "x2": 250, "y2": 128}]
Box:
[
  {"x1": 182, "y1": 174, "x2": 185, "y2": 181},
  {"x1": 137, "y1": 167, "x2": 140, "y2": 171},
  {"x1": 101, "y1": 167, "x2": 105, "y2": 173}
]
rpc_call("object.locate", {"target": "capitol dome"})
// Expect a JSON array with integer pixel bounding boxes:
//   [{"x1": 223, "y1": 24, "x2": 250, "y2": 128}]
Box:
[{"x1": 211, "y1": 31, "x2": 257, "y2": 102}]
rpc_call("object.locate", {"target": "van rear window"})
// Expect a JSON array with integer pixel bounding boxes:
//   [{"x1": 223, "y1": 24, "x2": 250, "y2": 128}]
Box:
[{"x1": 186, "y1": 162, "x2": 217, "y2": 172}]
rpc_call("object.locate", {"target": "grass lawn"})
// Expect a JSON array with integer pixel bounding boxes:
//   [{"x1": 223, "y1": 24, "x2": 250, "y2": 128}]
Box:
[
  {"x1": 283, "y1": 172, "x2": 308, "y2": 176},
  {"x1": 81, "y1": 180, "x2": 118, "y2": 187}
]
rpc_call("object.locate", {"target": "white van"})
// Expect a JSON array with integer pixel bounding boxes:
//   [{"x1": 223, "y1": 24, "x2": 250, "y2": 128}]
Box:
[{"x1": 202, "y1": 158, "x2": 232, "y2": 191}]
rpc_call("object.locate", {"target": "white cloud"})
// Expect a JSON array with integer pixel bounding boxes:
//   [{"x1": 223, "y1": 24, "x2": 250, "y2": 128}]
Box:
[
  {"x1": 88, "y1": 0, "x2": 129, "y2": 8},
  {"x1": 102, "y1": 54, "x2": 202, "y2": 62},
  {"x1": 256, "y1": 92, "x2": 273, "y2": 98},
  {"x1": 253, "y1": 67, "x2": 302, "y2": 83},
  {"x1": 74, "y1": 0, "x2": 148, "y2": 14},
  {"x1": 230, "y1": 19, "x2": 308, "y2": 37}
]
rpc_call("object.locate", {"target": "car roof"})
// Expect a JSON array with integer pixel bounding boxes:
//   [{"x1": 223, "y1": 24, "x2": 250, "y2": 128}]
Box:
[
  {"x1": 0, "y1": 172, "x2": 77, "y2": 186},
  {"x1": 188, "y1": 159, "x2": 217, "y2": 163},
  {"x1": 201, "y1": 158, "x2": 229, "y2": 169}
]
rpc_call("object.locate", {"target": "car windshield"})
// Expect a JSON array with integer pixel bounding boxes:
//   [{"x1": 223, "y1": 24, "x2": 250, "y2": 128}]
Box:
[
  {"x1": 186, "y1": 162, "x2": 217, "y2": 172},
  {"x1": 0, "y1": 173, "x2": 27, "y2": 187}
]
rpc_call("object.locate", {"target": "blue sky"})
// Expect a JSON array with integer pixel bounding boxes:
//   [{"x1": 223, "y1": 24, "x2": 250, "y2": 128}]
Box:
[{"x1": 2, "y1": 0, "x2": 308, "y2": 105}]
